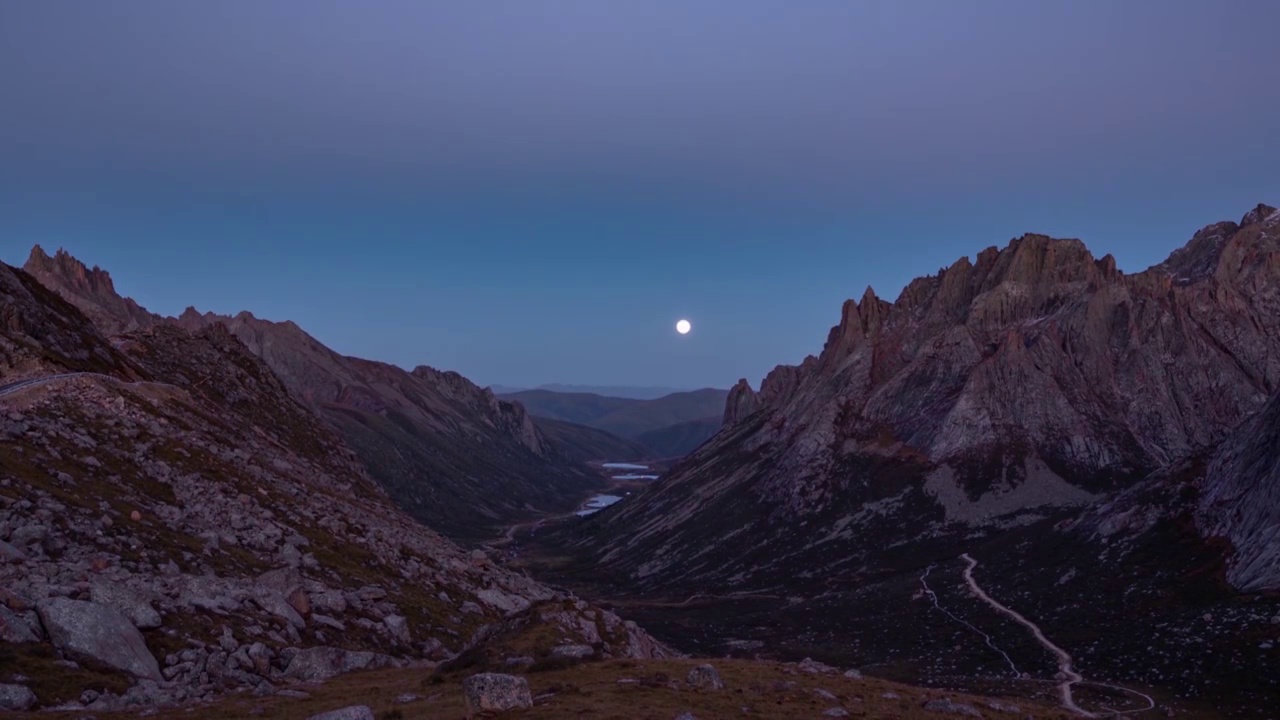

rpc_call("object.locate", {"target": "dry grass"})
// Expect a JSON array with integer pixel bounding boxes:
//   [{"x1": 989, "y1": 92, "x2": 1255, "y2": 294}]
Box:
[{"x1": 13, "y1": 658, "x2": 1072, "y2": 719}]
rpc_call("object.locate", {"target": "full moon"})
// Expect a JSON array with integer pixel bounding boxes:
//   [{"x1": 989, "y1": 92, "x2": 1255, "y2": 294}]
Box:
[{"x1": 676, "y1": 319, "x2": 692, "y2": 335}]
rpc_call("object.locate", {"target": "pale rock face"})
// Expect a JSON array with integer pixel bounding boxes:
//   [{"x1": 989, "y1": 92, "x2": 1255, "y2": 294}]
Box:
[
  {"x1": 36, "y1": 598, "x2": 163, "y2": 681},
  {"x1": 462, "y1": 673, "x2": 533, "y2": 714}
]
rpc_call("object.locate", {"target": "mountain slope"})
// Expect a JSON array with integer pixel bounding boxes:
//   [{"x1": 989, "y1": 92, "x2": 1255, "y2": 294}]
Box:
[
  {"x1": 524, "y1": 204, "x2": 1280, "y2": 714},
  {"x1": 501, "y1": 387, "x2": 728, "y2": 444},
  {"x1": 635, "y1": 415, "x2": 722, "y2": 458},
  {"x1": 573, "y1": 204, "x2": 1280, "y2": 595},
  {"x1": 531, "y1": 417, "x2": 652, "y2": 464},
  {"x1": 1, "y1": 259, "x2": 671, "y2": 711},
  {"x1": 497, "y1": 389, "x2": 636, "y2": 426},
  {"x1": 23, "y1": 248, "x2": 600, "y2": 540}
]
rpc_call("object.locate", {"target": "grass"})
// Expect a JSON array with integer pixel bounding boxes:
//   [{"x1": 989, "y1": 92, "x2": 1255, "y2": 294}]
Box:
[
  {"x1": 5, "y1": 658, "x2": 1072, "y2": 719},
  {"x1": 0, "y1": 643, "x2": 132, "y2": 706}
]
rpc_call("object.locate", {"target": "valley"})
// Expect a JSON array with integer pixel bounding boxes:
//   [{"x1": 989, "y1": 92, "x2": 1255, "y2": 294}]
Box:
[{"x1": 5, "y1": 203, "x2": 1280, "y2": 719}]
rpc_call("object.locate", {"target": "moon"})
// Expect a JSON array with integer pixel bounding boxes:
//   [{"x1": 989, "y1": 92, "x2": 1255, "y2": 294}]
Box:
[{"x1": 676, "y1": 319, "x2": 692, "y2": 335}]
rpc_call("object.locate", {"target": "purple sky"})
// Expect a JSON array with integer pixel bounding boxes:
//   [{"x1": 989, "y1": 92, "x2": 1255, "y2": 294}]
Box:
[{"x1": 2, "y1": 1, "x2": 1278, "y2": 388}]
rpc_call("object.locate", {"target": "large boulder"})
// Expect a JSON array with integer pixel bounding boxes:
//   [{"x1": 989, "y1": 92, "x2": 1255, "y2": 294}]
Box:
[
  {"x1": 0, "y1": 684, "x2": 37, "y2": 711},
  {"x1": 462, "y1": 673, "x2": 533, "y2": 715},
  {"x1": 89, "y1": 581, "x2": 162, "y2": 629},
  {"x1": 35, "y1": 598, "x2": 162, "y2": 681},
  {"x1": 686, "y1": 664, "x2": 724, "y2": 690}
]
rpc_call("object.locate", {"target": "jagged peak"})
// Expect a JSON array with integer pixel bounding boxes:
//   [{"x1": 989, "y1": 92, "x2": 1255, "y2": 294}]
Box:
[
  {"x1": 723, "y1": 378, "x2": 761, "y2": 425},
  {"x1": 1240, "y1": 203, "x2": 1277, "y2": 228}
]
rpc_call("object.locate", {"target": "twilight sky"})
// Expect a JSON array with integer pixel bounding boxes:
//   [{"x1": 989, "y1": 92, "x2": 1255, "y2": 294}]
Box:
[{"x1": 2, "y1": 1, "x2": 1278, "y2": 389}]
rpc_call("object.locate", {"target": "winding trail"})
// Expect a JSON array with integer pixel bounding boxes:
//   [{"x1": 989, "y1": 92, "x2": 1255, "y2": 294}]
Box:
[
  {"x1": 958, "y1": 553, "x2": 1156, "y2": 717},
  {"x1": 920, "y1": 564, "x2": 1022, "y2": 677}
]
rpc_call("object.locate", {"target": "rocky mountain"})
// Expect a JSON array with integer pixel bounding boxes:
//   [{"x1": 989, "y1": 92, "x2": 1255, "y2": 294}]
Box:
[
  {"x1": 501, "y1": 387, "x2": 728, "y2": 456},
  {"x1": 529, "y1": 203, "x2": 1280, "y2": 715},
  {"x1": 23, "y1": 247, "x2": 600, "y2": 540},
  {"x1": 0, "y1": 259, "x2": 671, "y2": 712},
  {"x1": 23, "y1": 245, "x2": 161, "y2": 335}
]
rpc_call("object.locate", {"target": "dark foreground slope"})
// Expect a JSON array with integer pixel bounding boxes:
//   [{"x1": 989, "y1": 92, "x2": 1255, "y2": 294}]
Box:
[
  {"x1": 0, "y1": 260, "x2": 670, "y2": 712},
  {"x1": 528, "y1": 204, "x2": 1280, "y2": 716},
  {"x1": 23, "y1": 247, "x2": 600, "y2": 540}
]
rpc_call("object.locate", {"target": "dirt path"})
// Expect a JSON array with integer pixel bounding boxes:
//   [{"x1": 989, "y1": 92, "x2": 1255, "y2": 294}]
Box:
[{"x1": 959, "y1": 553, "x2": 1156, "y2": 717}]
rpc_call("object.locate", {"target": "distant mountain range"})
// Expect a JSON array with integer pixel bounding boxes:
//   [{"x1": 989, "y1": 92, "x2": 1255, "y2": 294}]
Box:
[
  {"x1": 498, "y1": 387, "x2": 728, "y2": 458},
  {"x1": 488, "y1": 384, "x2": 697, "y2": 400}
]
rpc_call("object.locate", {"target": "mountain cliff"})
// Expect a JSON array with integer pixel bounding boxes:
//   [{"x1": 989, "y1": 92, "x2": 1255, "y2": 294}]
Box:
[
  {"x1": 22, "y1": 248, "x2": 599, "y2": 539},
  {"x1": 569, "y1": 203, "x2": 1280, "y2": 594}
]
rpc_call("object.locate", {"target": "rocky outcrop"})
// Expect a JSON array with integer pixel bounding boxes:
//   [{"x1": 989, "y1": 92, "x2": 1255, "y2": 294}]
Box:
[
  {"x1": 462, "y1": 673, "x2": 533, "y2": 715},
  {"x1": 22, "y1": 246, "x2": 161, "y2": 335},
  {"x1": 722, "y1": 379, "x2": 759, "y2": 425},
  {"x1": 36, "y1": 598, "x2": 163, "y2": 681}
]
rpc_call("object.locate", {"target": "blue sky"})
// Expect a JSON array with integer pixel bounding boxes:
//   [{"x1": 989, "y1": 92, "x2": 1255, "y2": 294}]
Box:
[{"x1": 2, "y1": 1, "x2": 1278, "y2": 389}]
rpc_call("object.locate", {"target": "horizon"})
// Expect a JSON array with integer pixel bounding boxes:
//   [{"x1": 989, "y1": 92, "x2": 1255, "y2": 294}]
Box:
[{"x1": 3, "y1": 1, "x2": 1279, "y2": 388}]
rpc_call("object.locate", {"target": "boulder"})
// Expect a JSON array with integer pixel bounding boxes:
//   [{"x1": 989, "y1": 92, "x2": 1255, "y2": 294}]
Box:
[
  {"x1": 686, "y1": 664, "x2": 724, "y2": 690},
  {"x1": 0, "y1": 684, "x2": 37, "y2": 711},
  {"x1": 35, "y1": 598, "x2": 162, "y2": 681},
  {"x1": 251, "y1": 590, "x2": 305, "y2": 629},
  {"x1": 0, "y1": 605, "x2": 39, "y2": 643},
  {"x1": 383, "y1": 614, "x2": 410, "y2": 644},
  {"x1": 549, "y1": 644, "x2": 594, "y2": 660},
  {"x1": 462, "y1": 673, "x2": 532, "y2": 716},
  {"x1": 305, "y1": 706, "x2": 374, "y2": 720},
  {"x1": 89, "y1": 581, "x2": 162, "y2": 629}
]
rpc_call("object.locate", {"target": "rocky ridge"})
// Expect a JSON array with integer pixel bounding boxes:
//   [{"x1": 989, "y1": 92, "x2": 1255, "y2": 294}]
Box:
[
  {"x1": 0, "y1": 260, "x2": 671, "y2": 712},
  {"x1": 23, "y1": 248, "x2": 600, "y2": 539},
  {"x1": 576, "y1": 202, "x2": 1280, "y2": 595}
]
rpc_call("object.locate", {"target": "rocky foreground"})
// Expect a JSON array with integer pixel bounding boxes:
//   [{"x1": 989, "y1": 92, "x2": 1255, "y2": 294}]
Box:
[
  {"x1": 5, "y1": 657, "x2": 1070, "y2": 719},
  {"x1": 0, "y1": 260, "x2": 670, "y2": 713}
]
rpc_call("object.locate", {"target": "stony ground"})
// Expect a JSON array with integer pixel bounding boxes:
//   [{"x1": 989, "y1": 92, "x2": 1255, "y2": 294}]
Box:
[{"x1": 3, "y1": 658, "x2": 1073, "y2": 719}]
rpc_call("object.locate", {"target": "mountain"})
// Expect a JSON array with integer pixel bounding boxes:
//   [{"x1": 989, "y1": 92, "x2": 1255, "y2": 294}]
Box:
[
  {"x1": 530, "y1": 417, "x2": 652, "y2": 464},
  {"x1": 634, "y1": 415, "x2": 722, "y2": 458},
  {"x1": 0, "y1": 259, "x2": 670, "y2": 711},
  {"x1": 497, "y1": 389, "x2": 636, "y2": 426},
  {"x1": 500, "y1": 387, "x2": 728, "y2": 446},
  {"x1": 532, "y1": 203, "x2": 1280, "y2": 714},
  {"x1": 534, "y1": 384, "x2": 694, "y2": 400},
  {"x1": 23, "y1": 248, "x2": 600, "y2": 540}
]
